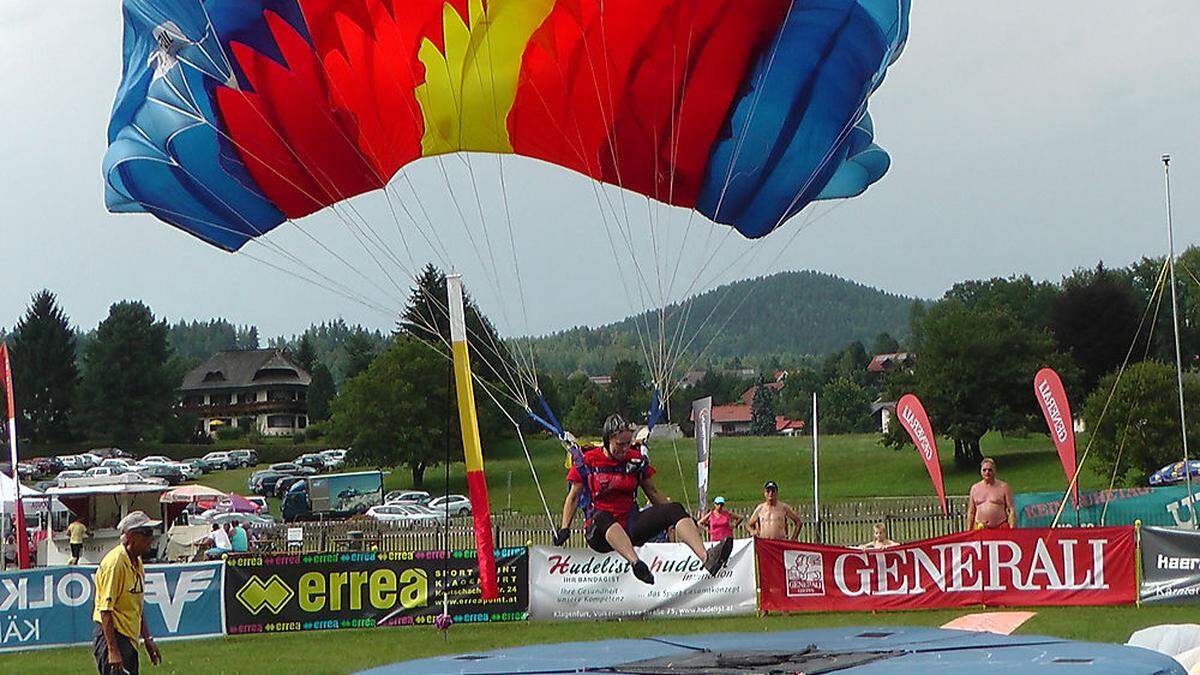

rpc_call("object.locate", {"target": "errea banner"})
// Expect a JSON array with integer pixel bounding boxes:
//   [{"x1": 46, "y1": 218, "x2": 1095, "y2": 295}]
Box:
[
  {"x1": 0, "y1": 561, "x2": 224, "y2": 652},
  {"x1": 222, "y1": 549, "x2": 528, "y2": 634},
  {"x1": 529, "y1": 540, "x2": 756, "y2": 620},
  {"x1": 1139, "y1": 526, "x2": 1200, "y2": 604},
  {"x1": 757, "y1": 527, "x2": 1135, "y2": 612}
]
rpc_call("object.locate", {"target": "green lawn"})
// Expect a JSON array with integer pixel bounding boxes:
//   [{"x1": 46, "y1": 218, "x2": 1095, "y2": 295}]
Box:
[{"x1": 3, "y1": 605, "x2": 1192, "y2": 674}]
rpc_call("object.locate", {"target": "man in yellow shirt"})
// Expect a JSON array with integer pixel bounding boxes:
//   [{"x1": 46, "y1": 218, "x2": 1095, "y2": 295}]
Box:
[
  {"x1": 91, "y1": 511, "x2": 162, "y2": 674},
  {"x1": 67, "y1": 516, "x2": 90, "y2": 565}
]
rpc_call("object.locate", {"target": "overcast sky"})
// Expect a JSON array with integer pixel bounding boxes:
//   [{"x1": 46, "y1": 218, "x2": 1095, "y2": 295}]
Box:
[{"x1": 1, "y1": 1, "x2": 1197, "y2": 340}]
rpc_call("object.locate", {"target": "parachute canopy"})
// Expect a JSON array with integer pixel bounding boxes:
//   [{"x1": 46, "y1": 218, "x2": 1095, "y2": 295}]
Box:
[{"x1": 104, "y1": 0, "x2": 909, "y2": 251}]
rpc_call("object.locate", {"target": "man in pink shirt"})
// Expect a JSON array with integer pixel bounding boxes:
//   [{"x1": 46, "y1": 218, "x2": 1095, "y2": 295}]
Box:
[{"x1": 967, "y1": 457, "x2": 1015, "y2": 529}]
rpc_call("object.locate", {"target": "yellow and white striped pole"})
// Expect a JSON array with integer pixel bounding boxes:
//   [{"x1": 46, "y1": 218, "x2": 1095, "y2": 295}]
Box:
[{"x1": 447, "y1": 274, "x2": 497, "y2": 599}]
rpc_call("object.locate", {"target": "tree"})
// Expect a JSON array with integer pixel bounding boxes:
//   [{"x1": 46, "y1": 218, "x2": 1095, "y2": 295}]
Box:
[
  {"x1": 872, "y1": 332, "x2": 900, "y2": 355},
  {"x1": 750, "y1": 378, "x2": 778, "y2": 435},
  {"x1": 328, "y1": 337, "x2": 454, "y2": 487},
  {"x1": 819, "y1": 377, "x2": 871, "y2": 433},
  {"x1": 341, "y1": 331, "x2": 379, "y2": 381},
  {"x1": 944, "y1": 274, "x2": 1061, "y2": 331},
  {"x1": 564, "y1": 383, "x2": 604, "y2": 436},
  {"x1": 10, "y1": 290, "x2": 79, "y2": 442},
  {"x1": 78, "y1": 301, "x2": 176, "y2": 444},
  {"x1": 307, "y1": 362, "x2": 336, "y2": 422},
  {"x1": 605, "y1": 359, "x2": 647, "y2": 421},
  {"x1": 292, "y1": 333, "x2": 318, "y2": 373},
  {"x1": 1082, "y1": 361, "x2": 1200, "y2": 486},
  {"x1": 1050, "y1": 264, "x2": 1143, "y2": 391},
  {"x1": 902, "y1": 299, "x2": 1057, "y2": 466}
]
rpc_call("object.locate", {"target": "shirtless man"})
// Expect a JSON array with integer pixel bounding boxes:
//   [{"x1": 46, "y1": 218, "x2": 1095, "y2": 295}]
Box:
[
  {"x1": 967, "y1": 457, "x2": 1014, "y2": 529},
  {"x1": 746, "y1": 481, "x2": 803, "y2": 540}
]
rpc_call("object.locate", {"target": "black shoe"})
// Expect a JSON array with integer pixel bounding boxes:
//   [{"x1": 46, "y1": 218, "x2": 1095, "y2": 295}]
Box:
[
  {"x1": 632, "y1": 560, "x2": 655, "y2": 585},
  {"x1": 703, "y1": 536, "x2": 734, "y2": 575}
]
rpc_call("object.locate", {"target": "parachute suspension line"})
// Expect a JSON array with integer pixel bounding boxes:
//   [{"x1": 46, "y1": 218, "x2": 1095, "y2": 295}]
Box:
[
  {"x1": 1052, "y1": 258, "x2": 1172, "y2": 527},
  {"x1": 1101, "y1": 268, "x2": 1169, "y2": 524},
  {"x1": 664, "y1": 402, "x2": 692, "y2": 509},
  {"x1": 442, "y1": 359, "x2": 453, "y2": 618}
]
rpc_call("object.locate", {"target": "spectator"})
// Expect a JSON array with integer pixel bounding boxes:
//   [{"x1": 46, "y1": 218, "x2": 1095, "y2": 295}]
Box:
[
  {"x1": 229, "y1": 520, "x2": 249, "y2": 553},
  {"x1": 860, "y1": 522, "x2": 899, "y2": 549},
  {"x1": 68, "y1": 516, "x2": 90, "y2": 565},
  {"x1": 697, "y1": 497, "x2": 743, "y2": 542},
  {"x1": 746, "y1": 481, "x2": 803, "y2": 541},
  {"x1": 967, "y1": 457, "x2": 1015, "y2": 529},
  {"x1": 204, "y1": 523, "x2": 232, "y2": 559},
  {"x1": 92, "y1": 511, "x2": 162, "y2": 674}
]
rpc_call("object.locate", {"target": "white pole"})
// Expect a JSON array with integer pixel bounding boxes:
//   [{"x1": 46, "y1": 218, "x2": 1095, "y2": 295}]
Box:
[
  {"x1": 1163, "y1": 154, "x2": 1197, "y2": 527},
  {"x1": 812, "y1": 392, "x2": 820, "y2": 540}
]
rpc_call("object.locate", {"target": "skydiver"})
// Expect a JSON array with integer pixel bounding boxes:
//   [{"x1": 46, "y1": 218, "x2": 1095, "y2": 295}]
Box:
[{"x1": 553, "y1": 414, "x2": 734, "y2": 585}]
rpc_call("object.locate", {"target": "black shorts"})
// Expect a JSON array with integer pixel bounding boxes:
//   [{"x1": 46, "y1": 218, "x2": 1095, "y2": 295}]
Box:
[
  {"x1": 71, "y1": 543, "x2": 83, "y2": 559},
  {"x1": 585, "y1": 502, "x2": 690, "y2": 553},
  {"x1": 92, "y1": 623, "x2": 139, "y2": 675}
]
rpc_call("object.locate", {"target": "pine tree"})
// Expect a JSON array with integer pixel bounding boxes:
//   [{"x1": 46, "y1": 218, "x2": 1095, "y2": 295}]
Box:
[
  {"x1": 79, "y1": 301, "x2": 176, "y2": 444},
  {"x1": 293, "y1": 333, "x2": 317, "y2": 373},
  {"x1": 11, "y1": 290, "x2": 79, "y2": 442},
  {"x1": 750, "y1": 377, "x2": 777, "y2": 436},
  {"x1": 307, "y1": 362, "x2": 336, "y2": 421}
]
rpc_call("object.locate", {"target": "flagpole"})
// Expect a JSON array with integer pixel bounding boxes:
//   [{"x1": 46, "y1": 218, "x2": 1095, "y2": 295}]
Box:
[
  {"x1": 812, "y1": 392, "x2": 820, "y2": 542},
  {"x1": 1163, "y1": 154, "x2": 1197, "y2": 526},
  {"x1": 1, "y1": 343, "x2": 29, "y2": 568}
]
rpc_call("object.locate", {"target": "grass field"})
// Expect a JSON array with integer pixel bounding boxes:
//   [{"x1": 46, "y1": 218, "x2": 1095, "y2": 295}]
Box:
[
  {"x1": 4, "y1": 605, "x2": 1192, "y2": 674},
  {"x1": 187, "y1": 431, "x2": 1094, "y2": 518}
]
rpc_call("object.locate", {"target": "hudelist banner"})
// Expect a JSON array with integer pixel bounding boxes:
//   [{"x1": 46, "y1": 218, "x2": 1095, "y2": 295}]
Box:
[
  {"x1": 0, "y1": 562, "x2": 224, "y2": 653},
  {"x1": 757, "y1": 527, "x2": 1135, "y2": 612},
  {"x1": 529, "y1": 540, "x2": 756, "y2": 620},
  {"x1": 1139, "y1": 526, "x2": 1200, "y2": 604},
  {"x1": 222, "y1": 548, "x2": 528, "y2": 635}
]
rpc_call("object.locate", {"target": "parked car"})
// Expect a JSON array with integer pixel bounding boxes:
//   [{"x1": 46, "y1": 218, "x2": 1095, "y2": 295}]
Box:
[
  {"x1": 84, "y1": 466, "x2": 132, "y2": 478},
  {"x1": 101, "y1": 458, "x2": 136, "y2": 469},
  {"x1": 274, "y1": 475, "x2": 305, "y2": 498},
  {"x1": 138, "y1": 464, "x2": 185, "y2": 486},
  {"x1": 16, "y1": 462, "x2": 36, "y2": 480},
  {"x1": 78, "y1": 453, "x2": 102, "y2": 469},
  {"x1": 55, "y1": 470, "x2": 86, "y2": 483},
  {"x1": 34, "y1": 479, "x2": 58, "y2": 492},
  {"x1": 202, "y1": 451, "x2": 235, "y2": 471},
  {"x1": 182, "y1": 458, "x2": 206, "y2": 476},
  {"x1": 140, "y1": 455, "x2": 173, "y2": 465},
  {"x1": 248, "y1": 470, "x2": 287, "y2": 496},
  {"x1": 366, "y1": 504, "x2": 440, "y2": 526},
  {"x1": 296, "y1": 453, "x2": 328, "y2": 472},
  {"x1": 169, "y1": 462, "x2": 200, "y2": 481},
  {"x1": 427, "y1": 494, "x2": 472, "y2": 517},
  {"x1": 91, "y1": 448, "x2": 132, "y2": 459},
  {"x1": 269, "y1": 462, "x2": 316, "y2": 477},
  {"x1": 320, "y1": 449, "x2": 348, "y2": 470},
  {"x1": 384, "y1": 490, "x2": 431, "y2": 505},
  {"x1": 228, "y1": 449, "x2": 259, "y2": 467},
  {"x1": 32, "y1": 457, "x2": 65, "y2": 477},
  {"x1": 192, "y1": 510, "x2": 275, "y2": 528},
  {"x1": 59, "y1": 455, "x2": 86, "y2": 470},
  {"x1": 246, "y1": 496, "x2": 269, "y2": 513}
]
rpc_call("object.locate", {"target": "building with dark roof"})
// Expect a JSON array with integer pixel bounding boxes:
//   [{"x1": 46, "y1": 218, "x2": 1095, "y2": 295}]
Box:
[{"x1": 180, "y1": 349, "x2": 311, "y2": 437}]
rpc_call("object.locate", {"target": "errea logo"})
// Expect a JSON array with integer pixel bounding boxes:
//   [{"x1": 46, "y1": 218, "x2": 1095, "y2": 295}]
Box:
[{"x1": 235, "y1": 575, "x2": 293, "y2": 615}]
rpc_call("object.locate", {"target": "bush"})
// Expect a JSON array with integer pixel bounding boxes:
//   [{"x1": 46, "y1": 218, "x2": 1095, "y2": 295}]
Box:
[
  {"x1": 305, "y1": 422, "x2": 326, "y2": 441},
  {"x1": 217, "y1": 426, "x2": 247, "y2": 441}
]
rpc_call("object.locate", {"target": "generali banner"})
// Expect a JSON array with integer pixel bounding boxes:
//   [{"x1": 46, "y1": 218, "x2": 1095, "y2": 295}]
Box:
[
  {"x1": 757, "y1": 527, "x2": 1135, "y2": 612},
  {"x1": 529, "y1": 540, "x2": 756, "y2": 620},
  {"x1": 223, "y1": 548, "x2": 527, "y2": 634}
]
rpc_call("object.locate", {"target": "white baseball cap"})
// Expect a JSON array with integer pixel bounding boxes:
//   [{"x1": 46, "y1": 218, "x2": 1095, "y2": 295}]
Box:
[{"x1": 117, "y1": 511, "x2": 161, "y2": 533}]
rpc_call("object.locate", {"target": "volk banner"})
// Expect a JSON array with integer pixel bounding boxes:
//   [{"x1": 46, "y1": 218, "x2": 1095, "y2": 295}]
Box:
[
  {"x1": 757, "y1": 527, "x2": 1135, "y2": 612},
  {"x1": 1033, "y1": 368, "x2": 1078, "y2": 505},
  {"x1": 1016, "y1": 486, "x2": 1200, "y2": 528},
  {"x1": 529, "y1": 540, "x2": 756, "y2": 620},
  {"x1": 1139, "y1": 526, "x2": 1200, "y2": 604},
  {"x1": 223, "y1": 548, "x2": 528, "y2": 634},
  {"x1": 0, "y1": 562, "x2": 224, "y2": 653}
]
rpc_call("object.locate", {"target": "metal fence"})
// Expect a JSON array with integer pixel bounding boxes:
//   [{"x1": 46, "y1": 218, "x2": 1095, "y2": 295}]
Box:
[{"x1": 249, "y1": 496, "x2": 968, "y2": 554}]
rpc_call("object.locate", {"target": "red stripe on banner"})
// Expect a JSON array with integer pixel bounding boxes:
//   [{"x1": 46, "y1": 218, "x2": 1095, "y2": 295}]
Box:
[
  {"x1": 466, "y1": 469, "x2": 497, "y2": 600},
  {"x1": 1033, "y1": 368, "x2": 1079, "y2": 506},
  {"x1": 896, "y1": 394, "x2": 946, "y2": 515},
  {"x1": 0, "y1": 343, "x2": 30, "y2": 569},
  {"x1": 755, "y1": 527, "x2": 1135, "y2": 612}
]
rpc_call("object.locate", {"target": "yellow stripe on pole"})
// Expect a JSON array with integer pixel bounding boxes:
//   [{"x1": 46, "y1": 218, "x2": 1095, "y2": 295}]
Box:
[{"x1": 452, "y1": 340, "x2": 485, "y2": 473}]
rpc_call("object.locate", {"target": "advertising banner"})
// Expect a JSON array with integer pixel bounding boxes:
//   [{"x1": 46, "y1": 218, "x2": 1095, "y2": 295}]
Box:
[
  {"x1": 1016, "y1": 486, "x2": 1200, "y2": 528},
  {"x1": 0, "y1": 561, "x2": 224, "y2": 652},
  {"x1": 1140, "y1": 526, "x2": 1200, "y2": 604},
  {"x1": 1033, "y1": 368, "x2": 1078, "y2": 505},
  {"x1": 693, "y1": 396, "x2": 713, "y2": 513},
  {"x1": 896, "y1": 394, "x2": 947, "y2": 514},
  {"x1": 529, "y1": 540, "x2": 756, "y2": 620},
  {"x1": 757, "y1": 527, "x2": 1135, "y2": 612},
  {"x1": 223, "y1": 548, "x2": 527, "y2": 634}
]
